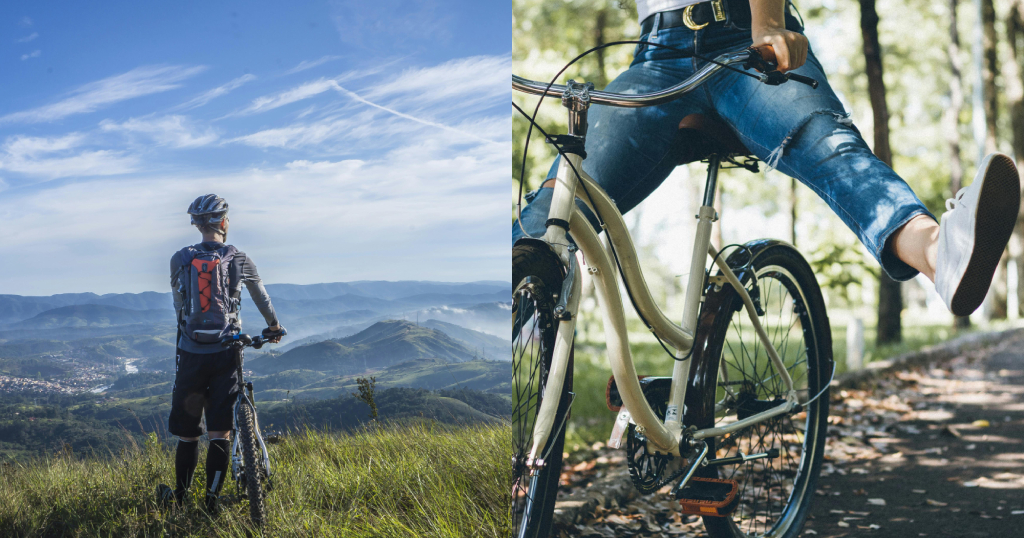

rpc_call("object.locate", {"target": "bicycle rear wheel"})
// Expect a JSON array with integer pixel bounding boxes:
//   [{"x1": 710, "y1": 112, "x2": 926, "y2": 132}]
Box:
[
  {"x1": 512, "y1": 241, "x2": 574, "y2": 538},
  {"x1": 689, "y1": 241, "x2": 831, "y2": 538},
  {"x1": 238, "y1": 402, "x2": 267, "y2": 528}
]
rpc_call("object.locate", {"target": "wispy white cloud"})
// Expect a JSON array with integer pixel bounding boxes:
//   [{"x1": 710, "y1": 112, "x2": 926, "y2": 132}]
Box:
[
  {"x1": 228, "y1": 65, "x2": 390, "y2": 117},
  {"x1": 367, "y1": 54, "x2": 509, "y2": 113},
  {"x1": 174, "y1": 74, "x2": 256, "y2": 110},
  {"x1": 0, "y1": 133, "x2": 138, "y2": 179},
  {"x1": 229, "y1": 54, "x2": 509, "y2": 149},
  {"x1": 284, "y1": 55, "x2": 341, "y2": 75},
  {"x1": 99, "y1": 115, "x2": 218, "y2": 148},
  {"x1": 232, "y1": 78, "x2": 338, "y2": 116},
  {"x1": 16, "y1": 32, "x2": 39, "y2": 43},
  {"x1": 332, "y1": 82, "x2": 497, "y2": 144},
  {"x1": 20, "y1": 50, "x2": 41, "y2": 61},
  {"x1": 1, "y1": 65, "x2": 206, "y2": 124},
  {"x1": 19, "y1": 17, "x2": 32, "y2": 27}
]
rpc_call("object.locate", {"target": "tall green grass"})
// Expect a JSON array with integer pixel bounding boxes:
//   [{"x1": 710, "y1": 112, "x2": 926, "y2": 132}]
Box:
[{"x1": 0, "y1": 422, "x2": 511, "y2": 537}]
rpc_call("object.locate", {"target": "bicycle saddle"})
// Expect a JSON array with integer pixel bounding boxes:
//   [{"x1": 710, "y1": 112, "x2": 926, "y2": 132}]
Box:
[{"x1": 675, "y1": 114, "x2": 754, "y2": 164}]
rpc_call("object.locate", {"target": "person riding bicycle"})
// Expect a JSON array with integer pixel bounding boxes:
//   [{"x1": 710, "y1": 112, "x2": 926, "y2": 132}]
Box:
[
  {"x1": 514, "y1": 0, "x2": 1021, "y2": 317},
  {"x1": 157, "y1": 194, "x2": 284, "y2": 514}
]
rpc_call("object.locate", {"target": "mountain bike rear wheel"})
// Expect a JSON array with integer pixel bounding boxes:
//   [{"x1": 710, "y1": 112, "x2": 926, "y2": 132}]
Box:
[
  {"x1": 238, "y1": 402, "x2": 267, "y2": 528},
  {"x1": 512, "y1": 241, "x2": 574, "y2": 538},
  {"x1": 689, "y1": 241, "x2": 831, "y2": 538}
]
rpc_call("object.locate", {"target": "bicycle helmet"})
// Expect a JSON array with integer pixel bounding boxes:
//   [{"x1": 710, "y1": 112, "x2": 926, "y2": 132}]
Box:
[{"x1": 187, "y1": 194, "x2": 229, "y2": 226}]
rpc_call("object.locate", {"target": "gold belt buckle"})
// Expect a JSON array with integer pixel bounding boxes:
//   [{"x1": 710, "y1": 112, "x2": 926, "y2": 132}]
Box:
[{"x1": 683, "y1": 0, "x2": 726, "y2": 31}]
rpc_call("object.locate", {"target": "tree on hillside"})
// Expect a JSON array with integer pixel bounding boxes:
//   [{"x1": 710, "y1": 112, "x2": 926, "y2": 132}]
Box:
[
  {"x1": 946, "y1": 0, "x2": 971, "y2": 330},
  {"x1": 352, "y1": 376, "x2": 378, "y2": 420},
  {"x1": 859, "y1": 0, "x2": 902, "y2": 344}
]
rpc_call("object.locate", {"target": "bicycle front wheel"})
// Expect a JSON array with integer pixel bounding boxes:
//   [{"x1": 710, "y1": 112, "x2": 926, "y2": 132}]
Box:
[
  {"x1": 512, "y1": 241, "x2": 574, "y2": 538},
  {"x1": 238, "y1": 402, "x2": 267, "y2": 528},
  {"x1": 690, "y1": 241, "x2": 832, "y2": 538}
]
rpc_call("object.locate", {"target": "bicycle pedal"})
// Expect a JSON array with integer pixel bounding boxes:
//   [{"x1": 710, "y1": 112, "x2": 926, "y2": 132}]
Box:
[{"x1": 676, "y1": 477, "x2": 739, "y2": 517}]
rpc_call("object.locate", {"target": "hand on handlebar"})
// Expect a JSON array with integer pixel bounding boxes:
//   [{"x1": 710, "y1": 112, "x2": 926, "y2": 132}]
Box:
[
  {"x1": 751, "y1": 28, "x2": 807, "y2": 72},
  {"x1": 263, "y1": 325, "x2": 287, "y2": 344},
  {"x1": 746, "y1": 45, "x2": 819, "y2": 89}
]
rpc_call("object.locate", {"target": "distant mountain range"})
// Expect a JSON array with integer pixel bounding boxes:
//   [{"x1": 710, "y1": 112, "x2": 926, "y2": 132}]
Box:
[
  {"x1": 0, "y1": 280, "x2": 510, "y2": 340},
  {"x1": 248, "y1": 320, "x2": 482, "y2": 375}
]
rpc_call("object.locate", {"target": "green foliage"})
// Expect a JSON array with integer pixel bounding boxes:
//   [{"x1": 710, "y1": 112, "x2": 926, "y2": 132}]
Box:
[
  {"x1": 0, "y1": 423, "x2": 511, "y2": 537},
  {"x1": 809, "y1": 239, "x2": 879, "y2": 306},
  {"x1": 352, "y1": 376, "x2": 378, "y2": 420}
]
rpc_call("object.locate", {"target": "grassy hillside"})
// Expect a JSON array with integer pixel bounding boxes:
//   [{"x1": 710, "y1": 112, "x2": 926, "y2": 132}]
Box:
[{"x1": 0, "y1": 423, "x2": 511, "y2": 537}]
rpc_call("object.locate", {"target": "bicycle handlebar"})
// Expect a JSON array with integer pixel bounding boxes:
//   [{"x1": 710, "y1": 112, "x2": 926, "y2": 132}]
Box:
[
  {"x1": 512, "y1": 46, "x2": 816, "y2": 108},
  {"x1": 221, "y1": 327, "x2": 288, "y2": 350}
]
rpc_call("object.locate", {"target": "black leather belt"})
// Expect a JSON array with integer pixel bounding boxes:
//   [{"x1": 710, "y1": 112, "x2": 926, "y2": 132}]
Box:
[{"x1": 640, "y1": 0, "x2": 752, "y2": 34}]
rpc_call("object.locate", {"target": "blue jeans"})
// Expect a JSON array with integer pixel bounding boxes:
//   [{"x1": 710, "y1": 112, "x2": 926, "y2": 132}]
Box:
[{"x1": 513, "y1": 15, "x2": 933, "y2": 281}]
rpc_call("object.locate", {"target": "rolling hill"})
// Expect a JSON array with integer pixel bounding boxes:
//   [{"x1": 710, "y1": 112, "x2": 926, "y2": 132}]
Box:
[
  {"x1": 12, "y1": 305, "x2": 170, "y2": 329},
  {"x1": 248, "y1": 320, "x2": 478, "y2": 375}
]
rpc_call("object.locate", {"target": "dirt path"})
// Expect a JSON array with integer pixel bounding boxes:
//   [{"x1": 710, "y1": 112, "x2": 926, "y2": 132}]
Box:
[{"x1": 556, "y1": 332, "x2": 1024, "y2": 537}]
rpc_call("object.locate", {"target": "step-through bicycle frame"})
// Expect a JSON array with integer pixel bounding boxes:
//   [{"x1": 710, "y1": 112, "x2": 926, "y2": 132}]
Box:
[{"x1": 515, "y1": 49, "x2": 800, "y2": 465}]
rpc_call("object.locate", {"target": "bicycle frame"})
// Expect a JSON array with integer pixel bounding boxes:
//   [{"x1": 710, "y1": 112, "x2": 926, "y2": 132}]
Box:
[{"x1": 519, "y1": 58, "x2": 800, "y2": 462}]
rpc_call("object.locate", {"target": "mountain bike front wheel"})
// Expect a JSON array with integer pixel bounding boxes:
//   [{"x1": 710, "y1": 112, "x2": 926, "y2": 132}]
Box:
[
  {"x1": 688, "y1": 241, "x2": 832, "y2": 538},
  {"x1": 512, "y1": 241, "x2": 574, "y2": 538},
  {"x1": 237, "y1": 402, "x2": 267, "y2": 528}
]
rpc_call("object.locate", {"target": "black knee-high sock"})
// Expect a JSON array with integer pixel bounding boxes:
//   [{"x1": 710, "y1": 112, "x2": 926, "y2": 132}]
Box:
[
  {"x1": 174, "y1": 440, "x2": 199, "y2": 499},
  {"x1": 206, "y1": 439, "x2": 231, "y2": 496}
]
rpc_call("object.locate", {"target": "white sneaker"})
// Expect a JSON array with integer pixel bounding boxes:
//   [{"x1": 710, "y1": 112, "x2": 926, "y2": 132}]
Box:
[{"x1": 934, "y1": 153, "x2": 1020, "y2": 316}]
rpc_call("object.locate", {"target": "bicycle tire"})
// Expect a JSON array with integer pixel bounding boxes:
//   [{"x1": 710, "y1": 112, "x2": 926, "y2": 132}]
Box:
[
  {"x1": 238, "y1": 401, "x2": 267, "y2": 528},
  {"x1": 512, "y1": 240, "x2": 574, "y2": 538},
  {"x1": 687, "y1": 241, "x2": 831, "y2": 538}
]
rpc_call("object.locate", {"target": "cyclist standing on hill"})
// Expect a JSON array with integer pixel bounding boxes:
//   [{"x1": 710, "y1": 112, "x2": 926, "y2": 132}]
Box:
[
  {"x1": 157, "y1": 194, "x2": 283, "y2": 514},
  {"x1": 514, "y1": 0, "x2": 1021, "y2": 317}
]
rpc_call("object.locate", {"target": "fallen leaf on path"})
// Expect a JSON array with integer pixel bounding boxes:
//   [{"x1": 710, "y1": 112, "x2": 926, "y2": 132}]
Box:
[
  {"x1": 972, "y1": 419, "x2": 990, "y2": 428},
  {"x1": 926, "y1": 499, "x2": 948, "y2": 507}
]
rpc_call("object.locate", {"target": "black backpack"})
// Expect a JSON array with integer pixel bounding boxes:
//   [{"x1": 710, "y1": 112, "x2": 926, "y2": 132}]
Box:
[{"x1": 175, "y1": 244, "x2": 241, "y2": 344}]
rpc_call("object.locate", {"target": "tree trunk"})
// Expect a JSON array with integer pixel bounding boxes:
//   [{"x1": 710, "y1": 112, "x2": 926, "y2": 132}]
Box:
[
  {"x1": 593, "y1": 6, "x2": 609, "y2": 89},
  {"x1": 859, "y1": 0, "x2": 901, "y2": 344},
  {"x1": 979, "y1": 0, "x2": 1009, "y2": 320},
  {"x1": 790, "y1": 177, "x2": 798, "y2": 246},
  {"x1": 947, "y1": 0, "x2": 972, "y2": 330},
  {"x1": 1008, "y1": 2, "x2": 1024, "y2": 317}
]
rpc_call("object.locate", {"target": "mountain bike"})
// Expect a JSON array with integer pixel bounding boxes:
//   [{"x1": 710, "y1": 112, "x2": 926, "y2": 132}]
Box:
[
  {"x1": 512, "y1": 46, "x2": 834, "y2": 538},
  {"x1": 220, "y1": 327, "x2": 287, "y2": 528}
]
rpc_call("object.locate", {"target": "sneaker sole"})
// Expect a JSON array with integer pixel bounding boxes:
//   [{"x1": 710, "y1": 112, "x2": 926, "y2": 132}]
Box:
[{"x1": 949, "y1": 154, "x2": 1021, "y2": 316}]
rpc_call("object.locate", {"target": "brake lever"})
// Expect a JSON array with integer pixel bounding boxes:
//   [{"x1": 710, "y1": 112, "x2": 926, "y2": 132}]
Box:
[{"x1": 743, "y1": 48, "x2": 819, "y2": 89}]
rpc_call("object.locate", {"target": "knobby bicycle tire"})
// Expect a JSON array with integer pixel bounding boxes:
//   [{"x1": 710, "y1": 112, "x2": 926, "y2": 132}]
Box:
[
  {"x1": 238, "y1": 401, "x2": 267, "y2": 528},
  {"x1": 512, "y1": 241, "x2": 575, "y2": 538},
  {"x1": 687, "y1": 241, "x2": 831, "y2": 538}
]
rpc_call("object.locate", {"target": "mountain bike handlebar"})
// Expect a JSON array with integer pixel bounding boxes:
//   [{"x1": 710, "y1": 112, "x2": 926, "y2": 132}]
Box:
[
  {"x1": 221, "y1": 327, "x2": 288, "y2": 350},
  {"x1": 512, "y1": 46, "x2": 816, "y2": 109}
]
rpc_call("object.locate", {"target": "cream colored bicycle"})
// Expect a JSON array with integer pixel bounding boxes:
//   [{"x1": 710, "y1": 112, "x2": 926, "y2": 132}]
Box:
[{"x1": 512, "y1": 46, "x2": 834, "y2": 538}]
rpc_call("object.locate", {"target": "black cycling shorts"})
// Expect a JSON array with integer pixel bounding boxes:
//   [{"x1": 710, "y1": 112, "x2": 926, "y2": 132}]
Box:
[{"x1": 167, "y1": 347, "x2": 240, "y2": 438}]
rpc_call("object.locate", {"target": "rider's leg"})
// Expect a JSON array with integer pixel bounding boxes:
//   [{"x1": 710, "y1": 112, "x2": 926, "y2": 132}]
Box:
[
  {"x1": 173, "y1": 436, "x2": 200, "y2": 501},
  {"x1": 203, "y1": 348, "x2": 242, "y2": 510},
  {"x1": 704, "y1": 41, "x2": 934, "y2": 283},
  {"x1": 167, "y1": 348, "x2": 208, "y2": 502},
  {"x1": 514, "y1": 25, "x2": 710, "y2": 243},
  {"x1": 205, "y1": 432, "x2": 231, "y2": 511},
  {"x1": 890, "y1": 215, "x2": 939, "y2": 281}
]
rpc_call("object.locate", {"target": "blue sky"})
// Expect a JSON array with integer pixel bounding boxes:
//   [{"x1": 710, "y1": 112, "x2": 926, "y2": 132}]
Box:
[{"x1": 0, "y1": 0, "x2": 510, "y2": 295}]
